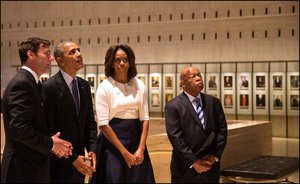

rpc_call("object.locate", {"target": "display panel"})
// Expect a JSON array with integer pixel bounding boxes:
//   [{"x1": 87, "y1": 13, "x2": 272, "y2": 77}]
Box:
[
  {"x1": 238, "y1": 74, "x2": 249, "y2": 90},
  {"x1": 253, "y1": 72, "x2": 268, "y2": 114},
  {"x1": 164, "y1": 74, "x2": 175, "y2": 91},
  {"x1": 221, "y1": 73, "x2": 235, "y2": 114},
  {"x1": 287, "y1": 72, "x2": 299, "y2": 115},
  {"x1": 270, "y1": 72, "x2": 285, "y2": 115},
  {"x1": 151, "y1": 74, "x2": 160, "y2": 89},
  {"x1": 149, "y1": 73, "x2": 162, "y2": 112},
  {"x1": 151, "y1": 93, "x2": 160, "y2": 107},
  {"x1": 137, "y1": 73, "x2": 148, "y2": 89},
  {"x1": 206, "y1": 73, "x2": 220, "y2": 99},
  {"x1": 237, "y1": 73, "x2": 251, "y2": 114},
  {"x1": 86, "y1": 74, "x2": 96, "y2": 93},
  {"x1": 224, "y1": 75, "x2": 233, "y2": 89},
  {"x1": 223, "y1": 94, "x2": 233, "y2": 108},
  {"x1": 163, "y1": 73, "x2": 175, "y2": 111},
  {"x1": 256, "y1": 94, "x2": 266, "y2": 109},
  {"x1": 289, "y1": 72, "x2": 299, "y2": 90},
  {"x1": 289, "y1": 94, "x2": 299, "y2": 110}
]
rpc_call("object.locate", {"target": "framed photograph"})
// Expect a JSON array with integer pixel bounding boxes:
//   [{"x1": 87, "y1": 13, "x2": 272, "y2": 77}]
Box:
[
  {"x1": 290, "y1": 94, "x2": 299, "y2": 110},
  {"x1": 165, "y1": 93, "x2": 174, "y2": 104},
  {"x1": 137, "y1": 73, "x2": 148, "y2": 89},
  {"x1": 207, "y1": 73, "x2": 218, "y2": 90},
  {"x1": 40, "y1": 73, "x2": 50, "y2": 83},
  {"x1": 289, "y1": 73, "x2": 299, "y2": 90},
  {"x1": 151, "y1": 93, "x2": 160, "y2": 107},
  {"x1": 205, "y1": 73, "x2": 220, "y2": 99},
  {"x1": 256, "y1": 75, "x2": 266, "y2": 89},
  {"x1": 256, "y1": 94, "x2": 266, "y2": 109},
  {"x1": 224, "y1": 75, "x2": 233, "y2": 89},
  {"x1": 253, "y1": 91, "x2": 268, "y2": 114},
  {"x1": 270, "y1": 72, "x2": 285, "y2": 91},
  {"x1": 149, "y1": 73, "x2": 161, "y2": 90},
  {"x1": 253, "y1": 73, "x2": 268, "y2": 93},
  {"x1": 239, "y1": 94, "x2": 249, "y2": 109},
  {"x1": 222, "y1": 73, "x2": 235, "y2": 90},
  {"x1": 98, "y1": 74, "x2": 107, "y2": 85},
  {"x1": 272, "y1": 75, "x2": 283, "y2": 90},
  {"x1": 287, "y1": 72, "x2": 299, "y2": 115},
  {"x1": 86, "y1": 74, "x2": 96, "y2": 93},
  {"x1": 238, "y1": 73, "x2": 250, "y2": 90},
  {"x1": 272, "y1": 94, "x2": 283, "y2": 110},
  {"x1": 223, "y1": 94, "x2": 233, "y2": 108},
  {"x1": 164, "y1": 74, "x2": 175, "y2": 90}
]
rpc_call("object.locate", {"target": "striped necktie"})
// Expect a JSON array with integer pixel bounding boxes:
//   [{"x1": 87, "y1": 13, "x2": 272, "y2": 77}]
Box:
[
  {"x1": 194, "y1": 98, "x2": 205, "y2": 128},
  {"x1": 72, "y1": 78, "x2": 80, "y2": 115}
]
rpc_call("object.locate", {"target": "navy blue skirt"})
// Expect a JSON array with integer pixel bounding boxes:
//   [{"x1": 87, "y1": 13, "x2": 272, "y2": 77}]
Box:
[{"x1": 89, "y1": 118, "x2": 155, "y2": 183}]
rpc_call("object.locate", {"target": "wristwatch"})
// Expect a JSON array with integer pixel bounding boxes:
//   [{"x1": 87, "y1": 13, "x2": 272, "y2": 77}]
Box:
[{"x1": 214, "y1": 157, "x2": 219, "y2": 162}]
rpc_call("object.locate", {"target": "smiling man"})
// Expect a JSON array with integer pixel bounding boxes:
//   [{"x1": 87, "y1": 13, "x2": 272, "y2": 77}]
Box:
[{"x1": 42, "y1": 41, "x2": 98, "y2": 183}]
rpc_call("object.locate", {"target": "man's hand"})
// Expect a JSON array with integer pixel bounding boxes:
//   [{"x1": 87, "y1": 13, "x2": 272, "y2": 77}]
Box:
[
  {"x1": 73, "y1": 155, "x2": 94, "y2": 176},
  {"x1": 87, "y1": 152, "x2": 96, "y2": 172},
  {"x1": 192, "y1": 159, "x2": 211, "y2": 174},
  {"x1": 51, "y1": 132, "x2": 73, "y2": 158}
]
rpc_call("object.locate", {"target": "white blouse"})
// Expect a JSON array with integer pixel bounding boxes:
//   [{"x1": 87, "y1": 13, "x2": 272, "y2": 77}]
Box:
[{"x1": 95, "y1": 76, "x2": 149, "y2": 127}]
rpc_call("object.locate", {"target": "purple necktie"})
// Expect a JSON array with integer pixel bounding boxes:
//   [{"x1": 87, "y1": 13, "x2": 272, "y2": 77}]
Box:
[{"x1": 72, "y1": 79, "x2": 80, "y2": 115}]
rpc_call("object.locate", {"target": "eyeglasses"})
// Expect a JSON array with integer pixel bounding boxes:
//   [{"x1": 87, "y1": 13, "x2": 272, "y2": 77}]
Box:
[{"x1": 114, "y1": 58, "x2": 128, "y2": 64}]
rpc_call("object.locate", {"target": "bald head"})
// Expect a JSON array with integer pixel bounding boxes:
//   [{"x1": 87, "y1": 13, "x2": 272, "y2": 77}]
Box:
[{"x1": 180, "y1": 66, "x2": 204, "y2": 97}]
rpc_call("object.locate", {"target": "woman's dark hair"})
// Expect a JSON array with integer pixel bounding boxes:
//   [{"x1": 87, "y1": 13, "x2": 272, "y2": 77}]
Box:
[
  {"x1": 18, "y1": 37, "x2": 51, "y2": 65},
  {"x1": 104, "y1": 44, "x2": 137, "y2": 80}
]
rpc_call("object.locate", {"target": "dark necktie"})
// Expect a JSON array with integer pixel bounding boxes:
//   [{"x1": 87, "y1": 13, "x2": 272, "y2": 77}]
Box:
[
  {"x1": 37, "y1": 81, "x2": 42, "y2": 94},
  {"x1": 72, "y1": 79, "x2": 80, "y2": 114},
  {"x1": 193, "y1": 98, "x2": 205, "y2": 128}
]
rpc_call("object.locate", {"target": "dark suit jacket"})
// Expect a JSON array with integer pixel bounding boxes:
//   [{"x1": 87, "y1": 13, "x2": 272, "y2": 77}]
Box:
[
  {"x1": 165, "y1": 92, "x2": 227, "y2": 183},
  {"x1": 1, "y1": 69, "x2": 53, "y2": 183},
  {"x1": 42, "y1": 71, "x2": 97, "y2": 182}
]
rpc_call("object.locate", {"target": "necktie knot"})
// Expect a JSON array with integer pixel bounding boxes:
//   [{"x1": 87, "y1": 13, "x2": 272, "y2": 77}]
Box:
[{"x1": 193, "y1": 98, "x2": 201, "y2": 108}]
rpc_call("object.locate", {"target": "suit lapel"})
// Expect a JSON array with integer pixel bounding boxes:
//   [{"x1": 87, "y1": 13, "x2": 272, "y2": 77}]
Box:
[
  {"x1": 180, "y1": 92, "x2": 204, "y2": 129},
  {"x1": 56, "y1": 71, "x2": 78, "y2": 117}
]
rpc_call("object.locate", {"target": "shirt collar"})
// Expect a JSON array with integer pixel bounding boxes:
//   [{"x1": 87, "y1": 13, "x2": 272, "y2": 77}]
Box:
[
  {"x1": 21, "y1": 66, "x2": 39, "y2": 84},
  {"x1": 184, "y1": 91, "x2": 202, "y2": 105},
  {"x1": 60, "y1": 69, "x2": 76, "y2": 86}
]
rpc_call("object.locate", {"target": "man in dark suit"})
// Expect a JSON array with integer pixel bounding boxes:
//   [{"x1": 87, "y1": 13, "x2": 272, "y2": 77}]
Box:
[
  {"x1": 1, "y1": 37, "x2": 73, "y2": 183},
  {"x1": 165, "y1": 66, "x2": 227, "y2": 183},
  {"x1": 42, "y1": 41, "x2": 97, "y2": 182}
]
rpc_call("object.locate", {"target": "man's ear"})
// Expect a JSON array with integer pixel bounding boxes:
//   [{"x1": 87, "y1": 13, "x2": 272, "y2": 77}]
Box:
[
  {"x1": 56, "y1": 57, "x2": 63, "y2": 66},
  {"x1": 180, "y1": 80, "x2": 184, "y2": 88},
  {"x1": 27, "y1": 50, "x2": 35, "y2": 59}
]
